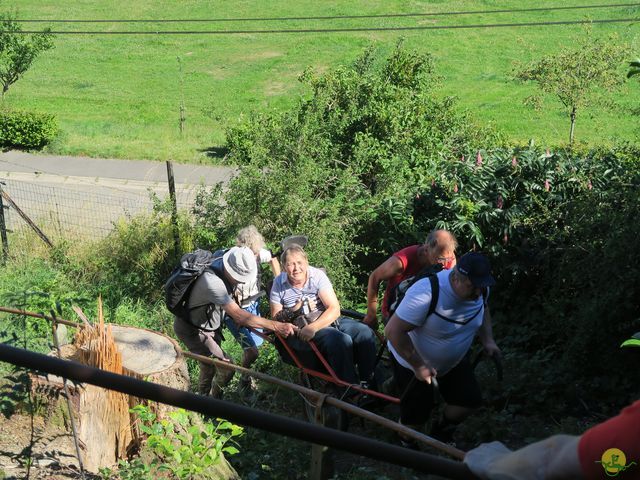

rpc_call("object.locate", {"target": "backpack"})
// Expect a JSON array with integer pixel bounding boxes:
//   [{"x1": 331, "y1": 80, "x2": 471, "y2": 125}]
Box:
[
  {"x1": 386, "y1": 263, "x2": 443, "y2": 321},
  {"x1": 164, "y1": 249, "x2": 219, "y2": 321}
]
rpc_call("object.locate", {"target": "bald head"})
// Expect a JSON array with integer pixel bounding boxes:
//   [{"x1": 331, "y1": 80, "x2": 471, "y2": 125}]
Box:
[{"x1": 423, "y1": 229, "x2": 457, "y2": 268}]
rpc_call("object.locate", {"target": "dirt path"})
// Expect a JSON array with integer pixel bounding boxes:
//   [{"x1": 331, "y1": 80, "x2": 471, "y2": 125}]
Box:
[{"x1": 0, "y1": 413, "x2": 100, "y2": 479}]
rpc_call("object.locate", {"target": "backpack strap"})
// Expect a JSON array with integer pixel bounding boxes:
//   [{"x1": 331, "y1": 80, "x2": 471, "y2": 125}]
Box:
[{"x1": 426, "y1": 273, "x2": 440, "y2": 319}]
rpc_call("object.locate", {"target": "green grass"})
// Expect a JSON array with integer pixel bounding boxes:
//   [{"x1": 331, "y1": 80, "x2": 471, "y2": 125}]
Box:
[{"x1": 4, "y1": 0, "x2": 640, "y2": 162}]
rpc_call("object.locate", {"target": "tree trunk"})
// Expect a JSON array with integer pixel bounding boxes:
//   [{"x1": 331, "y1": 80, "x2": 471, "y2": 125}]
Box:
[
  {"x1": 31, "y1": 323, "x2": 192, "y2": 473},
  {"x1": 569, "y1": 105, "x2": 577, "y2": 144}
]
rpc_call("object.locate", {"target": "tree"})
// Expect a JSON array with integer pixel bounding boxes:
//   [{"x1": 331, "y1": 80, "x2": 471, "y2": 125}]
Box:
[
  {"x1": 515, "y1": 31, "x2": 629, "y2": 144},
  {"x1": 0, "y1": 14, "x2": 54, "y2": 98}
]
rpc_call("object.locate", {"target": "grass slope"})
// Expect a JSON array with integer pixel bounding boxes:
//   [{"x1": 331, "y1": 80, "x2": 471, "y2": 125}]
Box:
[{"x1": 4, "y1": 0, "x2": 640, "y2": 162}]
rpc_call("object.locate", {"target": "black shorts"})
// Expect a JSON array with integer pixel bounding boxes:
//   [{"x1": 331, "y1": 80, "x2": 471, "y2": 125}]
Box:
[{"x1": 391, "y1": 352, "x2": 483, "y2": 426}]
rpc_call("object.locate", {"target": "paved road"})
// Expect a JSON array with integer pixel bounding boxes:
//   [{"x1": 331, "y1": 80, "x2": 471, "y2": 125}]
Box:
[
  {"x1": 0, "y1": 151, "x2": 237, "y2": 238},
  {"x1": 0, "y1": 150, "x2": 235, "y2": 186}
]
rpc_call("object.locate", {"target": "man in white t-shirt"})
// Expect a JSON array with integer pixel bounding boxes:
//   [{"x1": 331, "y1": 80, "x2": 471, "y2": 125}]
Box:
[{"x1": 385, "y1": 252, "x2": 501, "y2": 443}]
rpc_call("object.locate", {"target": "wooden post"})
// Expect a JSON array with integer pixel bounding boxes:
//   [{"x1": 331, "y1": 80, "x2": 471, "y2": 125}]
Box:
[
  {"x1": 309, "y1": 394, "x2": 334, "y2": 480},
  {"x1": 0, "y1": 183, "x2": 9, "y2": 263},
  {"x1": 166, "y1": 161, "x2": 180, "y2": 258},
  {"x1": 177, "y1": 56, "x2": 185, "y2": 135}
]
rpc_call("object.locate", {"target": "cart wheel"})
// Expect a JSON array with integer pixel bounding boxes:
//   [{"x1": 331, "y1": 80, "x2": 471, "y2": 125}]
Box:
[{"x1": 299, "y1": 372, "x2": 348, "y2": 431}]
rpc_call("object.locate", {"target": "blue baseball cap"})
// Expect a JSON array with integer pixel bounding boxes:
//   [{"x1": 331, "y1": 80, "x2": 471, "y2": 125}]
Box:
[{"x1": 457, "y1": 252, "x2": 495, "y2": 288}]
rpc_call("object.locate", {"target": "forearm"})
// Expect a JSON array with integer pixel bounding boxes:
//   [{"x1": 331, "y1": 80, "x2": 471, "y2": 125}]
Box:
[
  {"x1": 235, "y1": 308, "x2": 279, "y2": 332},
  {"x1": 478, "y1": 308, "x2": 496, "y2": 346},
  {"x1": 309, "y1": 304, "x2": 340, "y2": 331},
  {"x1": 250, "y1": 315, "x2": 286, "y2": 333},
  {"x1": 386, "y1": 328, "x2": 427, "y2": 370},
  {"x1": 366, "y1": 273, "x2": 381, "y2": 315},
  {"x1": 270, "y1": 257, "x2": 281, "y2": 277}
]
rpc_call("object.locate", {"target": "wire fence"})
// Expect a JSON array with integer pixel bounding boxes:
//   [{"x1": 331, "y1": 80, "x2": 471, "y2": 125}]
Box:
[{"x1": 0, "y1": 176, "x2": 203, "y2": 244}]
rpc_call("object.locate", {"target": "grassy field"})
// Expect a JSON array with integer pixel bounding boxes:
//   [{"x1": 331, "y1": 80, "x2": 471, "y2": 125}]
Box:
[{"x1": 4, "y1": 0, "x2": 640, "y2": 162}]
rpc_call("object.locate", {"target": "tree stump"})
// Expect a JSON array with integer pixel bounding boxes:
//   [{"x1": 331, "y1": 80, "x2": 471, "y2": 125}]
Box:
[{"x1": 32, "y1": 322, "x2": 191, "y2": 473}]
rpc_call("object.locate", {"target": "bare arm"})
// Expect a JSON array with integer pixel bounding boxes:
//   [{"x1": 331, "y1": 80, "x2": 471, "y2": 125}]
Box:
[
  {"x1": 464, "y1": 435, "x2": 582, "y2": 480},
  {"x1": 364, "y1": 256, "x2": 404, "y2": 327},
  {"x1": 297, "y1": 287, "x2": 341, "y2": 342},
  {"x1": 224, "y1": 301, "x2": 296, "y2": 337},
  {"x1": 478, "y1": 306, "x2": 501, "y2": 357},
  {"x1": 269, "y1": 257, "x2": 281, "y2": 277},
  {"x1": 385, "y1": 314, "x2": 436, "y2": 383}
]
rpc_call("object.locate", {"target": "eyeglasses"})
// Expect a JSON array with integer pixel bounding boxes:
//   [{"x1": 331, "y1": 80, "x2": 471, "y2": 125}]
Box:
[{"x1": 435, "y1": 256, "x2": 456, "y2": 269}]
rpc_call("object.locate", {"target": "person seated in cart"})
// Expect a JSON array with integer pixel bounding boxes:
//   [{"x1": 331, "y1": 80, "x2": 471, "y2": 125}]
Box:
[{"x1": 269, "y1": 243, "x2": 378, "y2": 392}]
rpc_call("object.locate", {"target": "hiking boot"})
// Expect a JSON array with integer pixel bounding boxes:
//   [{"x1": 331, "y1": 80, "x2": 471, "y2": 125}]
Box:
[
  {"x1": 210, "y1": 362, "x2": 235, "y2": 398},
  {"x1": 242, "y1": 347, "x2": 259, "y2": 368},
  {"x1": 239, "y1": 375, "x2": 258, "y2": 393}
]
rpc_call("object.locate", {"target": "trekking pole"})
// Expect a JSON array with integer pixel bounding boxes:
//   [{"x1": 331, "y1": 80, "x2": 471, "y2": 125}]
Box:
[{"x1": 400, "y1": 376, "x2": 439, "y2": 403}]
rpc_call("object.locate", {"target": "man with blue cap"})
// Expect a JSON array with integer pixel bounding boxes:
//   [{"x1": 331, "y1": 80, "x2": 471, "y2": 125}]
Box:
[{"x1": 385, "y1": 252, "x2": 501, "y2": 445}]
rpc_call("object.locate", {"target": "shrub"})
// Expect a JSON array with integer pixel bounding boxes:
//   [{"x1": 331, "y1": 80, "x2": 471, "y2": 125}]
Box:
[
  {"x1": 57, "y1": 196, "x2": 198, "y2": 309},
  {"x1": 100, "y1": 405, "x2": 243, "y2": 480},
  {"x1": 210, "y1": 41, "x2": 499, "y2": 300},
  {"x1": 0, "y1": 109, "x2": 58, "y2": 149}
]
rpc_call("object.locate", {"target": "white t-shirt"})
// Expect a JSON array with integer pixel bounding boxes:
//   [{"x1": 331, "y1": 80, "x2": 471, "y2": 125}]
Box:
[{"x1": 388, "y1": 269, "x2": 486, "y2": 375}]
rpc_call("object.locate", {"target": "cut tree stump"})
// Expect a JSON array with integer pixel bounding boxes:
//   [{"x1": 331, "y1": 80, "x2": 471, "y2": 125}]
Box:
[{"x1": 32, "y1": 322, "x2": 192, "y2": 473}]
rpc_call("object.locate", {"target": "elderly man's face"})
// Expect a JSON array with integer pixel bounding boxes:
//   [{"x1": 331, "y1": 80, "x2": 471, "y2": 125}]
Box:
[
  {"x1": 284, "y1": 251, "x2": 308, "y2": 285},
  {"x1": 424, "y1": 244, "x2": 456, "y2": 270},
  {"x1": 452, "y1": 270, "x2": 482, "y2": 300}
]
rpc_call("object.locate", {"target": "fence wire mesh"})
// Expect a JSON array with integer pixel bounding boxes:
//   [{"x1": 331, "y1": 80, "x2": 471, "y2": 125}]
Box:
[{"x1": 0, "y1": 177, "x2": 200, "y2": 242}]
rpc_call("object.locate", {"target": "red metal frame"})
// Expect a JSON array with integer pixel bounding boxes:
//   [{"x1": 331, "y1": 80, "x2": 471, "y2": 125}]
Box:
[{"x1": 250, "y1": 327, "x2": 400, "y2": 404}]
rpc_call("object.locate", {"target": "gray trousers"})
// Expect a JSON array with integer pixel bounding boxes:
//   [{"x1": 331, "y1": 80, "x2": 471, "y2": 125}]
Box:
[{"x1": 173, "y1": 317, "x2": 227, "y2": 395}]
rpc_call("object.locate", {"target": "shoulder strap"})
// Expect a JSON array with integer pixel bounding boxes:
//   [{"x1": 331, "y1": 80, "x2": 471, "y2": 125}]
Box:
[{"x1": 426, "y1": 273, "x2": 439, "y2": 318}]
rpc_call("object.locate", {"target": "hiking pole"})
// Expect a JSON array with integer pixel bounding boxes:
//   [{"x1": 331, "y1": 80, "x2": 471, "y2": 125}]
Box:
[{"x1": 400, "y1": 376, "x2": 439, "y2": 403}]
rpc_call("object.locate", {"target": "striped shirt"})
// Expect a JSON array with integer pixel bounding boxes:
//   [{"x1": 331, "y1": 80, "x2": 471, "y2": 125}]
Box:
[{"x1": 270, "y1": 266, "x2": 332, "y2": 311}]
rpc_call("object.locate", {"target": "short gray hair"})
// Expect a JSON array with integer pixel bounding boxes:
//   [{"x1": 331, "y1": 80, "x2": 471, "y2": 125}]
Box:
[
  {"x1": 236, "y1": 225, "x2": 265, "y2": 255},
  {"x1": 281, "y1": 244, "x2": 308, "y2": 266}
]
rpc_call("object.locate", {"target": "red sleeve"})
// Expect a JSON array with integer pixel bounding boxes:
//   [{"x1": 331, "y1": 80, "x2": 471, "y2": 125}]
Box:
[
  {"x1": 393, "y1": 245, "x2": 420, "y2": 279},
  {"x1": 381, "y1": 245, "x2": 420, "y2": 318},
  {"x1": 578, "y1": 400, "x2": 640, "y2": 479}
]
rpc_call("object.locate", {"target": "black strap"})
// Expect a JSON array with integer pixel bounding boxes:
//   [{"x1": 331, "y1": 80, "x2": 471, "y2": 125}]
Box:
[{"x1": 426, "y1": 274, "x2": 439, "y2": 319}]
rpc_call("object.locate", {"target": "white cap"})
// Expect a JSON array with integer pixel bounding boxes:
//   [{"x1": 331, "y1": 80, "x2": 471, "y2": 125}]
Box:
[{"x1": 223, "y1": 246, "x2": 257, "y2": 284}]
